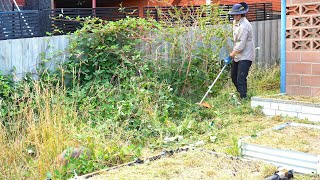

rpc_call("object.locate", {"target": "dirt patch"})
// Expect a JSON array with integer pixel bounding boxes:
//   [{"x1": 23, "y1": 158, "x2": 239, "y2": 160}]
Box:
[
  {"x1": 89, "y1": 150, "x2": 277, "y2": 180},
  {"x1": 245, "y1": 126, "x2": 320, "y2": 154}
]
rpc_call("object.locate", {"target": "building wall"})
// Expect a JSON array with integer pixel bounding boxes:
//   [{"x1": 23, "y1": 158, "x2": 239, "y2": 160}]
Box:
[
  {"x1": 17, "y1": 0, "x2": 280, "y2": 11},
  {"x1": 286, "y1": 0, "x2": 320, "y2": 96},
  {"x1": 16, "y1": 0, "x2": 25, "y2": 6}
]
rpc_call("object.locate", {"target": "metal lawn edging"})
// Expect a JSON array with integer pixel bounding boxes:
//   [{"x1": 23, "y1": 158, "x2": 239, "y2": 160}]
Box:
[{"x1": 238, "y1": 122, "x2": 320, "y2": 174}]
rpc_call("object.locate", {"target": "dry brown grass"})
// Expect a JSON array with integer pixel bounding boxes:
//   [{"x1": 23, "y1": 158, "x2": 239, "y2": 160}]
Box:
[
  {"x1": 245, "y1": 125, "x2": 320, "y2": 154},
  {"x1": 202, "y1": 113, "x2": 319, "y2": 156},
  {"x1": 0, "y1": 83, "x2": 79, "y2": 179},
  {"x1": 263, "y1": 94, "x2": 320, "y2": 104},
  {"x1": 90, "y1": 150, "x2": 277, "y2": 180}
]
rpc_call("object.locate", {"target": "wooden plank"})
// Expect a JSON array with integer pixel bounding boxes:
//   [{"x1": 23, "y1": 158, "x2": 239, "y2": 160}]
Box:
[
  {"x1": 0, "y1": 40, "x2": 11, "y2": 74},
  {"x1": 257, "y1": 21, "x2": 266, "y2": 67},
  {"x1": 277, "y1": 19, "x2": 281, "y2": 61},
  {"x1": 61, "y1": 35, "x2": 69, "y2": 64},
  {"x1": 251, "y1": 21, "x2": 259, "y2": 62},
  {"x1": 271, "y1": 20, "x2": 279, "y2": 64},
  {"x1": 265, "y1": 20, "x2": 272, "y2": 68},
  {"x1": 10, "y1": 39, "x2": 23, "y2": 80},
  {"x1": 24, "y1": 38, "x2": 32, "y2": 74},
  {"x1": 26, "y1": 37, "x2": 39, "y2": 75}
]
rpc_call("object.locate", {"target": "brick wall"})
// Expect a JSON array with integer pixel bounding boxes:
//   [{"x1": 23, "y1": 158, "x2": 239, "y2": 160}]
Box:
[
  {"x1": 16, "y1": 0, "x2": 25, "y2": 6},
  {"x1": 286, "y1": 0, "x2": 320, "y2": 96},
  {"x1": 176, "y1": 0, "x2": 206, "y2": 5}
]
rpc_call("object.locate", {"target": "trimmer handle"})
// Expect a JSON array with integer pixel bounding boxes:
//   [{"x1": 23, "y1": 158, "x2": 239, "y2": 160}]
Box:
[{"x1": 223, "y1": 56, "x2": 232, "y2": 65}]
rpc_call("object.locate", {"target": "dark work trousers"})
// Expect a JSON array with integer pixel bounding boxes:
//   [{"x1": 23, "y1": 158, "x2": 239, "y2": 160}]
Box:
[{"x1": 231, "y1": 60, "x2": 252, "y2": 99}]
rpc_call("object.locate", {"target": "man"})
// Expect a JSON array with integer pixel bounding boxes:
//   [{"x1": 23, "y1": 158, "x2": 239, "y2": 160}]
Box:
[{"x1": 228, "y1": 2, "x2": 254, "y2": 99}]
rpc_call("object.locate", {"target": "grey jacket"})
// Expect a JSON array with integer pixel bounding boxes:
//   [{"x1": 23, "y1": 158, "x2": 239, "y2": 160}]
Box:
[{"x1": 232, "y1": 17, "x2": 255, "y2": 62}]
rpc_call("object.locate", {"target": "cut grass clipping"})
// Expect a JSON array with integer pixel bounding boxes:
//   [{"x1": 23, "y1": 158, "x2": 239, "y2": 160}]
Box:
[
  {"x1": 90, "y1": 150, "x2": 277, "y2": 180},
  {"x1": 245, "y1": 125, "x2": 320, "y2": 155}
]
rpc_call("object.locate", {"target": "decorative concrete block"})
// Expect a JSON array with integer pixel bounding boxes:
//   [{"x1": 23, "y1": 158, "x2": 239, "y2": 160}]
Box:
[
  {"x1": 270, "y1": 103, "x2": 279, "y2": 110},
  {"x1": 275, "y1": 110, "x2": 298, "y2": 117},
  {"x1": 251, "y1": 96, "x2": 320, "y2": 122},
  {"x1": 262, "y1": 109, "x2": 276, "y2": 116},
  {"x1": 301, "y1": 106, "x2": 320, "y2": 115},
  {"x1": 298, "y1": 113, "x2": 320, "y2": 122},
  {"x1": 278, "y1": 103, "x2": 302, "y2": 112},
  {"x1": 251, "y1": 101, "x2": 271, "y2": 109}
]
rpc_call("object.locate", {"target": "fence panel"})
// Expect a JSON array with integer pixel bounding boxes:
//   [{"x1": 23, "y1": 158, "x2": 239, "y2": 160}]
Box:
[
  {"x1": 0, "y1": 10, "x2": 40, "y2": 40},
  {"x1": 0, "y1": 19, "x2": 280, "y2": 78},
  {"x1": 143, "y1": 3, "x2": 275, "y2": 22},
  {"x1": 44, "y1": 7, "x2": 139, "y2": 35},
  {"x1": 252, "y1": 19, "x2": 280, "y2": 67},
  {"x1": 0, "y1": 35, "x2": 69, "y2": 80}
]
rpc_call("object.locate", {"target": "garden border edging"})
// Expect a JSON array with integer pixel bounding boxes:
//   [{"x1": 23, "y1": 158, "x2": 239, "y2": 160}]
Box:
[
  {"x1": 251, "y1": 96, "x2": 320, "y2": 122},
  {"x1": 238, "y1": 122, "x2": 320, "y2": 174}
]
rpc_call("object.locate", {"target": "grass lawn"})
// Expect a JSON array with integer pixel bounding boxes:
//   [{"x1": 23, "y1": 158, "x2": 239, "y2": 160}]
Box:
[
  {"x1": 245, "y1": 125, "x2": 320, "y2": 154},
  {"x1": 91, "y1": 150, "x2": 277, "y2": 180},
  {"x1": 84, "y1": 82, "x2": 320, "y2": 179}
]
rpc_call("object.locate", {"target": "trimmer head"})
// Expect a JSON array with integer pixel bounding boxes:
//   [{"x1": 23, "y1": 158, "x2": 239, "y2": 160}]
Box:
[{"x1": 197, "y1": 101, "x2": 212, "y2": 108}]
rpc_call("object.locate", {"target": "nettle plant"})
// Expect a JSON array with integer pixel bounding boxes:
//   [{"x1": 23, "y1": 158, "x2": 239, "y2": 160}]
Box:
[
  {"x1": 64, "y1": 17, "x2": 158, "y2": 87},
  {"x1": 142, "y1": 4, "x2": 232, "y2": 97},
  {"x1": 64, "y1": 4, "x2": 232, "y2": 99}
]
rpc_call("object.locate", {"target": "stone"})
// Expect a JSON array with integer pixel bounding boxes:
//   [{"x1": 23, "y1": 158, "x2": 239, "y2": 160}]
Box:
[{"x1": 56, "y1": 147, "x2": 89, "y2": 166}]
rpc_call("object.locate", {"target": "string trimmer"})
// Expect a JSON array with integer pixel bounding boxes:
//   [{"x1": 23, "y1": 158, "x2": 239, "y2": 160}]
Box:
[{"x1": 198, "y1": 56, "x2": 231, "y2": 108}]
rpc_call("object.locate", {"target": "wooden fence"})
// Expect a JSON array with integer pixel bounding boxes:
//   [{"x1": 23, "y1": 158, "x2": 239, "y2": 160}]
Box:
[
  {"x1": 0, "y1": 3, "x2": 279, "y2": 40},
  {"x1": 0, "y1": 19, "x2": 280, "y2": 78},
  {"x1": 45, "y1": 3, "x2": 276, "y2": 35},
  {"x1": 0, "y1": 10, "x2": 40, "y2": 40},
  {"x1": 253, "y1": 19, "x2": 281, "y2": 68},
  {"x1": 0, "y1": 35, "x2": 69, "y2": 80},
  {"x1": 44, "y1": 7, "x2": 140, "y2": 35},
  {"x1": 143, "y1": 3, "x2": 274, "y2": 22},
  {"x1": 140, "y1": 19, "x2": 280, "y2": 68}
]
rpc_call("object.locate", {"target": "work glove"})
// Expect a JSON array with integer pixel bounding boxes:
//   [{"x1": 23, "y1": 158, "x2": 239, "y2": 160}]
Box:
[{"x1": 223, "y1": 56, "x2": 232, "y2": 65}]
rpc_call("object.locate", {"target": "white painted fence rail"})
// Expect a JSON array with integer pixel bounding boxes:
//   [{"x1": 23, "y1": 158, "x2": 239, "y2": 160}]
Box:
[{"x1": 0, "y1": 20, "x2": 280, "y2": 78}]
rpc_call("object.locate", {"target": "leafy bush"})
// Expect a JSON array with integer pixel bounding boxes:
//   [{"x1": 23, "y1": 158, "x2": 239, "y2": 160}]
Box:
[{"x1": 0, "y1": 71, "x2": 14, "y2": 99}]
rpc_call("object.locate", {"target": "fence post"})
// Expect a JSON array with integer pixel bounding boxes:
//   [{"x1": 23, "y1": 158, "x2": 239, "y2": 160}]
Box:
[
  {"x1": 43, "y1": 10, "x2": 48, "y2": 36},
  {"x1": 93, "y1": 8, "x2": 96, "y2": 17},
  {"x1": 254, "y1": 4, "x2": 259, "y2": 21},
  {"x1": 228, "y1": 5, "x2": 231, "y2": 22},
  {"x1": 264, "y1": 3, "x2": 266, "y2": 20}
]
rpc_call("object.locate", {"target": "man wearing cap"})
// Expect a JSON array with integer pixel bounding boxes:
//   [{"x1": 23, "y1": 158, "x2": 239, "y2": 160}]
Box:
[{"x1": 228, "y1": 2, "x2": 255, "y2": 99}]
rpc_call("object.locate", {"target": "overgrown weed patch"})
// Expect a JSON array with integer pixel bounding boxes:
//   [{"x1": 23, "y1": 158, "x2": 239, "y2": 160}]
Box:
[{"x1": 0, "y1": 5, "x2": 317, "y2": 179}]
